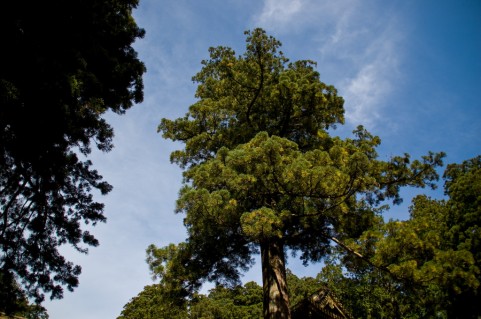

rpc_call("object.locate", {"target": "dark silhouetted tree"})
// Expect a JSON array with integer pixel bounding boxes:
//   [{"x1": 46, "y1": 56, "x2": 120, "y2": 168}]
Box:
[{"x1": 0, "y1": 0, "x2": 146, "y2": 307}]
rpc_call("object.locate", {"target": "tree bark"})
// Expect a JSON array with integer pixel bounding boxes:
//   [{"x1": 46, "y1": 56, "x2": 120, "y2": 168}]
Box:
[{"x1": 260, "y1": 239, "x2": 291, "y2": 319}]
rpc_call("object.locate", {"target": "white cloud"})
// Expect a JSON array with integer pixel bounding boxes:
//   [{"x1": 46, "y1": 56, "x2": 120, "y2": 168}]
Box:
[
  {"x1": 321, "y1": 5, "x2": 403, "y2": 129},
  {"x1": 343, "y1": 62, "x2": 391, "y2": 126},
  {"x1": 253, "y1": 0, "x2": 355, "y2": 34},
  {"x1": 253, "y1": 0, "x2": 404, "y2": 130},
  {"x1": 340, "y1": 32, "x2": 401, "y2": 127},
  {"x1": 255, "y1": 0, "x2": 303, "y2": 28}
]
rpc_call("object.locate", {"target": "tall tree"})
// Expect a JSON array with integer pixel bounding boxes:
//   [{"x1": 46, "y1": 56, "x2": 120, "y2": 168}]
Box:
[
  {"x1": 156, "y1": 28, "x2": 443, "y2": 318},
  {"x1": 0, "y1": 0, "x2": 145, "y2": 307}
]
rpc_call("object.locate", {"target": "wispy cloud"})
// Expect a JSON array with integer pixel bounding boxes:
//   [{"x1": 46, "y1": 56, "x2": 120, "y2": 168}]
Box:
[
  {"x1": 340, "y1": 30, "x2": 401, "y2": 127},
  {"x1": 253, "y1": 0, "x2": 404, "y2": 129},
  {"x1": 254, "y1": 0, "x2": 303, "y2": 28}
]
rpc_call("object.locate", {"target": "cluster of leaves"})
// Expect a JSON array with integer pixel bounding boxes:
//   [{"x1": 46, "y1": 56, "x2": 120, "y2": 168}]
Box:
[
  {"x1": 159, "y1": 29, "x2": 345, "y2": 169},
  {"x1": 117, "y1": 281, "x2": 263, "y2": 319},
  {"x1": 0, "y1": 0, "x2": 145, "y2": 306},
  {"x1": 319, "y1": 156, "x2": 481, "y2": 318}
]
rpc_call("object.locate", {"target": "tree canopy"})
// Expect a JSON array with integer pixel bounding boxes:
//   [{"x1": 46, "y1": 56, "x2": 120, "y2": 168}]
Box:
[
  {"x1": 128, "y1": 154, "x2": 480, "y2": 318},
  {"x1": 155, "y1": 28, "x2": 444, "y2": 318},
  {"x1": 118, "y1": 270, "x2": 325, "y2": 319},
  {"x1": 320, "y1": 156, "x2": 481, "y2": 318},
  {"x1": 0, "y1": 0, "x2": 145, "y2": 308}
]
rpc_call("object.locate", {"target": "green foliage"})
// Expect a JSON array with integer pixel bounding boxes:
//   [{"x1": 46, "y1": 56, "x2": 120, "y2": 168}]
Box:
[
  {"x1": 190, "y1": 282, "x2": 263, "y2": 319},
  {"x1": 444, "y1": 156, "x2": 481, "y2": 262},
  {"x1": 155, "y1": 28, "x2": 444, "y2": 317},
  {"x1": 322, "y1": 156, "x2": 481, "y2": 318},
  {"x1": 119, "y1": 272, "x2": 344, "y2": 319},
  {"x1": 442, "y1": 156, "x2": 481, "y2": 317},
  {"x1": 117, "y1": 270, "x2": 349, "y2": 319},
  {"x1": 286, "y1": 269, "x2": 325, "y2": 308},
  {"x1": 158, "y1": 28, "x2": 345, "y2": 169},
  {"x1": 118, "y1": 281, "x2": 263, "y2": 319},
  {"x1": 118, "y1": 284, "x2": 188, "y2": 319},
  {"x1": 0, "y1": 0, "x2": 145, "y2": 304}
]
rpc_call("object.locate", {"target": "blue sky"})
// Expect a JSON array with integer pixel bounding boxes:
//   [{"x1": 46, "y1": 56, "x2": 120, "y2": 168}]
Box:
[{"x1": 44, "y1": 1, "x2": 481, "y2": 318}]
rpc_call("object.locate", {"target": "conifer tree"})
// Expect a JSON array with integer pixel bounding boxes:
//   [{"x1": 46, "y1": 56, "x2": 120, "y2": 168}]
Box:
[{"x1": 155, "y1": 28, "x2": 443, "y2": 318}]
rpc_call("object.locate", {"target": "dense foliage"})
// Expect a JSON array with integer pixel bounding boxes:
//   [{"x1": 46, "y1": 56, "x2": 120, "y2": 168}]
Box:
[
  {"x1": 118, "y1": 270, "x2": 334, "y2": 319},
  {"x1": 118, "y1": 281, "x2": 263, "y2": 319},
  {"x1": 318, "y1": 156, "x2": 481, "y2": 318},
  {"x1": 155, "y1": 28, "x2": 444, "y2": 318},
  {"x1": 121, "y1": 161, "x2": 481, "y2": 319},
  {"x1": 0, "y1": 0, "x2": 145, "y2": 308}
]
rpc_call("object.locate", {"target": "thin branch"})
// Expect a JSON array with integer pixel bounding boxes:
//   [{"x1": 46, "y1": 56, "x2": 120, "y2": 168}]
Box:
[{"x1": 321, "y1": 233, "x2": 395, "y2": 277}]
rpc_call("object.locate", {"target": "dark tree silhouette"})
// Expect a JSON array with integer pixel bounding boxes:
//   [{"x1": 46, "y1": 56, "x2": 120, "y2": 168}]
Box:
[{"x1": 0, "y1": 0, "x2": 146, "y2": 307}]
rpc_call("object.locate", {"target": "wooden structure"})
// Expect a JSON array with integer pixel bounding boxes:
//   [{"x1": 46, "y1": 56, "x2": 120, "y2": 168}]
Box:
[{"x1": 291, "y1": 288, "x2": 351, "y2": 319}]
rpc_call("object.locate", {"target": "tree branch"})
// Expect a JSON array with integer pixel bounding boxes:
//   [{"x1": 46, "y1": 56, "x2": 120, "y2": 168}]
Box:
[{"x1": 324, "y1": 234, "x2": 393, "y2": 276}]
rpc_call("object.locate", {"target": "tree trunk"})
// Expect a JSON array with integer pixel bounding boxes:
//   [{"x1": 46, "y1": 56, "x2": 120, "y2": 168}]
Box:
[{"x1": 260, "y1": 239, "x2": 291, "y2": 319}]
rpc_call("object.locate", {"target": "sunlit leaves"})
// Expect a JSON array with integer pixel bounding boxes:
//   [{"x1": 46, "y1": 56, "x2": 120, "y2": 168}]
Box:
[
  {"x1": 117, "y1": 284, "x2": 188, "y2": 319},
  {"x1": 241, "y1": 207, "x2": 283, "y2": 240},
  {"x1": 118, "y1": 281, "x2": 264, "y2": 319},
  {"x1": 154, "y1": 29, "x2": 446, "y2": 317},
  {"x1": 338, "y1": 156, "x2": 481, "y2": 317},
  {"x1": 158, "y1": 28, "x2": 344, "y2": 169}
]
